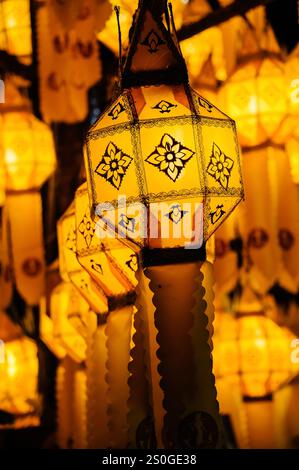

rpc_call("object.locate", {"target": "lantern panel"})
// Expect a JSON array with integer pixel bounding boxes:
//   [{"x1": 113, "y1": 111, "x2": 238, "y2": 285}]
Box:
[
  {"x1": 75, "y1": 183, "x2": 137, "y2": 298},
  {"x1": 57, "y1": 204, "x2": 108, "y2": 314}
]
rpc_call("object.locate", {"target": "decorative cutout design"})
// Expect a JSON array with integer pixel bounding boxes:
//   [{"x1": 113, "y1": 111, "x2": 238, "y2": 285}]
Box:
[
  {"x1": 207, "y1": 143, "x2": 234, "y2": 190},
  {"x1": 95, "y1": 142, "x2": 133, "y2": 190},
  {"x1": 278, "y1": 229, "x2": 294, "y2": 251},
  {"x1": 165, "y1": 204, "x2": 188, "y2": 224},
  {"x1": 78, "y1": 212, "x2": 95, "y2": 248},
  {"x1": 90, "y1": 260, "x2": 103, "y2": 275},
  {"x1": 209, "y1": 204, "x2": 226, "y2": 225},
  {"x1": 178, "y1": 411, "x2": 219, "y2": 449},
  {"x1": 152, "y1": 100, "x2": 177, "y2": 114},
  {"x1": 198, "y1": 97, "x2": 213, "y2": 113},
  {"x1": 108, "y1": 102, "x2": 125, "y2": 120},
  {"x1": 66, "y1": 228, "x2": 76, "y2": 252},
  {"x1": 145, "y1": 134, "x2": 195, "y2": 182},
  {"x1": 22, "y1": 258, "x2": 42, "y2": 276},
  {"x1": 119, "y1": 214, "x2": 136, "y2": 233},
  {"x1": 140, "y1": 29, "x2": 165, "y2": 53},
  {"x1": 248, "y1": 228, "x2": 269, "y2": 248},
  {"x1": 126, "y1": 254, "x2": 138, "y2": 272}
]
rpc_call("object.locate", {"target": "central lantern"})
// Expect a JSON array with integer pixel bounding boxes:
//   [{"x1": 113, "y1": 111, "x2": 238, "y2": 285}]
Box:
[
  {"x1": 84, "y1": 0, "x2": 243, "y2": 254},
  {"x1": 83, "y1": 0, "x2": 243, "y2": 449}
]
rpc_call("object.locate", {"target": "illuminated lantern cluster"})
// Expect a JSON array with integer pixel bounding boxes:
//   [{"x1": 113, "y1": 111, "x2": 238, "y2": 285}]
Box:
[
  {"x1": 0, "y1": 0, "x2": 32, "y2": 62},
  {"x1": 220, "y1": 52, "x2": 299, "y2": 147}
]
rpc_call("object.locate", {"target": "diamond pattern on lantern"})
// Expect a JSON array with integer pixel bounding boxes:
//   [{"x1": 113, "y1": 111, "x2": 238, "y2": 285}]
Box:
[
  {"x1": 78, "y1": 212, "x2": 95, "y2": 248},
  {"x1": 207, "y1": 143, "x2": 234, "y2": 190},
  {"x1": 145, "y1": 133, "x2": 195, "y2": 182},
  {"x1": 95, "y1": 142, "x2": 133, "y2": 190}
]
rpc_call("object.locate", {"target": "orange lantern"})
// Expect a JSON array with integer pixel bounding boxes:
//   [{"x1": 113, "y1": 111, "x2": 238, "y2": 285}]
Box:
[
  {"x1": 0, "y1": 0, "x2": 32, "y2": 63},
  {"x1": 213, "y1": 296, "x2": 298, "y2": 448},
  {"x1": 0, "y1": 312, "x2": 39, "y2": 429},
  {"x1": 1, "y1": 83, "x2": 56, "y2": 305},
  {"x1": 220, "y1": 51, "x2": 299, "y2": 147}
]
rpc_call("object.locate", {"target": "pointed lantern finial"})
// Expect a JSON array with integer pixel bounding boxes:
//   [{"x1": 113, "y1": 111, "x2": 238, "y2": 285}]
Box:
[{"x1": 121, "y1": 0, "x2": 188, "y2": 88}]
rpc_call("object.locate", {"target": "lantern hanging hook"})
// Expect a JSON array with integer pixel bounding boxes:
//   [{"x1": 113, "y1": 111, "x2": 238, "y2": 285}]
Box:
[{"x1": 114, "y1": 5, "x2": 123, "y2": 79}]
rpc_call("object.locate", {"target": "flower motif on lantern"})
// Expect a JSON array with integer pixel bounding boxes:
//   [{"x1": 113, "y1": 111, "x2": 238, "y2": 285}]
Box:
[
  {"x1": 95, "y1": 142, "x2": 133, "y2": 189},
  {"x1": 145, "y1": 134, "x2": 195, "y2": 182},
  {"x1": 207, "y1": 143, "x2": 234, "y2": 190},
  {"x1": 108, "y1": 102, "x2": 126, "y2": 121},
  {"x1": 78, "y1": 212, "x2": 95, "y2": 248}
]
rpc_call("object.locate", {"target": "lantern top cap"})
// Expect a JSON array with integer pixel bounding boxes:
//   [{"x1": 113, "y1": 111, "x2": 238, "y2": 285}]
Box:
[{"x1": 121, "y1": 0, "x2": 188, "y2": 89}]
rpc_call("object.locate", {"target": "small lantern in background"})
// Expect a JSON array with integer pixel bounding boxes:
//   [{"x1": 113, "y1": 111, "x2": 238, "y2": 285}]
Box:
[
  {"x1": 0, "y1": 0, "x2": 32, "y2": 63},
  {"x1": 219, "y1": 51, "x2": 299, "y2": 148},
  {"x1": 1, "y1": 81, "x2": 56, "y2": 306},
  {"x1": 213, "y1": 290, "x2": 298, "y2": 449},
  {"x1": 0, "y1": 312, "x2": 39, "y2": 429}
]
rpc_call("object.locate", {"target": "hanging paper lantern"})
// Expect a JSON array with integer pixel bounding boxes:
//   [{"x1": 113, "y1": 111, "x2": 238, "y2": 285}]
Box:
[
  {"x1": 1, "y1": 84, "x2": 57, "y2": 305},
  {"x1": 83, "y1": 1, "x2": 243, "y2": 449},
  {"x1": 213, "y1": 300, "x2": 298, "y2": 448},
  {"x1": 84, "y1": 13, "x2": 243, "y2": 251},
  {"x1": 0, "y1": 313, "x2": 39, "y2": 428},
  {"x1": 74, "y1": 184, "x2": 153, "y2": 449},
  {"x1": 219, "y1": 52, "x2": 299, "y2": 148},
  {"x1": 0, "y1": 0, "x2": 32, "y2": 63}
]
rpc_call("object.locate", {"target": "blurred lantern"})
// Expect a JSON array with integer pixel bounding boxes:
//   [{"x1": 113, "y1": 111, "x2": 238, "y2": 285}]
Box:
[
  {"x1": 219, "y1": 51, "x2": 299, "y2": 148},
  {"x1": 180, "y1": 27, "x2": 226, "y2": 94},
  {"x1": 50, "y1": 280, "x2": 93, "y2": 364},
  {"x1": 213, "y1": 290, "x2": 298, "y2": 448},
  {"x1": 37, "y1": 0, "x2": 102, "y2": 123},
  {"x1": 1, "y1": 82, "x2": 56, "y2": 305},
  {"x1": 0, "y1": 0, "x2": 32, "y2": 63},
  {"x1": 238, "y1": 144, "x2": 299, "y2": 295},
  {"x1": 84, "y1": 0, "x2": 243, "y2": 448},
  {"x1": 0, "y1": 312, "x2": 39, "y2": 429}
]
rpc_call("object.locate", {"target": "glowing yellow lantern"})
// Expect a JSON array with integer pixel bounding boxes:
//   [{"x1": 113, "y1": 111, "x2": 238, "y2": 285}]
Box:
[
  {"x1": 83, "y1": 0, "x2": 243, "y2": 449},
  {"x1": 1, "y1": 83, "x2": 56, "y2": 305},
  {"x1": 0, "y1": 149, "x2": 5, "y2": 206},
  {"x1": 84, "y1": 12, "x2": 243, "y2": 251},
  {"x1": 0, "y1": 0, "x2": 32, "y2": 63},
  {"x1": 0, "y1": 313, "x2": 39, "y2": 428},
  {"x1": 220, "y1": 52, "x2": 299, "y2": 147},
  {"x1": 213, "y1": 303, "x2": 298, "y2": 448}
]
